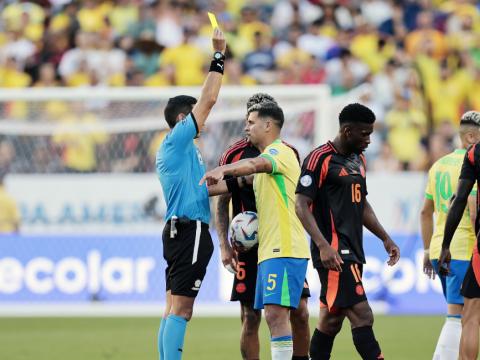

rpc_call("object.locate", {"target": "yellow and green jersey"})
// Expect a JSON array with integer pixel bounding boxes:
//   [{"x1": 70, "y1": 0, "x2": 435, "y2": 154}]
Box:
[
  {"x1": 254, "y1": 139, "x2": 310, "y2": 263},
  {"x1": 425, "y1": 149, "x2": 476, "y2": 260}
]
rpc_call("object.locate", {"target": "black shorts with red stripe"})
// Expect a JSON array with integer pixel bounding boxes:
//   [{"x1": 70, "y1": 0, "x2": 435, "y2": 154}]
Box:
[
  {"x1": 461, "y1": 247, "x2": 480, "y2": 299},
  {"x1": 318, "y1": 261, "x2": 367, "y2": 312},
  {"x1": 231, "y1": 247, "x2": 311, "y2": 303}
]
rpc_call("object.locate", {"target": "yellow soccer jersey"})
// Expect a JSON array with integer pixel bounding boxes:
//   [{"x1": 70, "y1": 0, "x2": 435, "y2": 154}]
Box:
[
  {"x1": 253, "y1": 139, "x2": 310, "y2": 263},
  {"x1": 425, "y1": 149, "x2": 476, "y2": 260}
]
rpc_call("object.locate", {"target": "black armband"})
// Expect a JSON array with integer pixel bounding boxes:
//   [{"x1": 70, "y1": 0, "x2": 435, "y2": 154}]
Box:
[
  {"x1": 226, "y1": 177, "x2": 239, "y2": 193},
  {"x1": 209, "y1": 59, "x2": 224, "y2": 74}
]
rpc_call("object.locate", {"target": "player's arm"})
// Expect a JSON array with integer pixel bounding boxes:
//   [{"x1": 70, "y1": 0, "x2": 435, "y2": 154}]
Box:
[
  {"x1": 420, "y1": 197, "x2": 435, "y2": 278},
  {"x1": 363, "y1": 200, "x2": 400, "y2": 266},
  {"x1": 200, "y1": 157, "x2": 271, "y2": 186},
  {"x1": 191, "y1": 28, "x2": 226, "y2": 133},
  {"x1": 295, "y1": 194, "x2": 343, "y2": 271},
  {"x1": 468, "y1": 193, "x2": 477, "y2": 230},
  {"x1": 207, "y1": 180, "x2": 229, "y2": 196},
  {"x1": 215, "y1": 193, "x2": 237, "y2": 273}
]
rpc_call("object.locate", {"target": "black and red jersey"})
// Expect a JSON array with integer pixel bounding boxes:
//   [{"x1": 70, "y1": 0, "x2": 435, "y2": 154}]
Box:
[
  {"x1": 460, "y1": 143, "x2": 480, "y2": 250},
  {"x1": 296, "y1": 141, "x2": 367, "y2": 268},
  {"x1": 219, "y1": 139, "x2": 259, "y2": 216},
  {"x1": 219, "y1": 138, "x2": 300, "y2": 217}
]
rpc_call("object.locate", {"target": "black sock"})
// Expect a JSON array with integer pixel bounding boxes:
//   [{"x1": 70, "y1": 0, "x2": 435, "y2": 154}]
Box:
[
  {"x1": 292, "y1": 356, "x2": 309, "y2": 360},
  {"x1": 309, "y1": 328, "x2": 335, "y2": 360},
  {"x1": 352, "y1": 326, "x2": 383, "y2": 360}
]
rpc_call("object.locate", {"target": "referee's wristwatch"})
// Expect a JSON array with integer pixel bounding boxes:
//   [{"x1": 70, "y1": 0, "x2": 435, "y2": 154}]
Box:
[{"x1": 213, "y1": 51, "x2": 225, "y2": 61}]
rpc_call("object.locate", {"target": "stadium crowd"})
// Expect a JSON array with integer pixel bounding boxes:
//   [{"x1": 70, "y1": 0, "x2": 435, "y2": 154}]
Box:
[{"x1": 0, "y1": 0, "x2": 480, "y2": 173}]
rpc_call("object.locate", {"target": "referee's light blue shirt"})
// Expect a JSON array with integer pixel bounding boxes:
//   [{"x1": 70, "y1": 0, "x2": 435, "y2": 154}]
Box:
[{"x1": 156, "y1": 113, "x2": 210, "y2": 224}]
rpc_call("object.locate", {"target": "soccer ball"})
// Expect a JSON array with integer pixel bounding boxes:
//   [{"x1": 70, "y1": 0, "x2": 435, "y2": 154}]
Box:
[{"x1": 230, "y1": 211, "x2": 259, "y2": 251}]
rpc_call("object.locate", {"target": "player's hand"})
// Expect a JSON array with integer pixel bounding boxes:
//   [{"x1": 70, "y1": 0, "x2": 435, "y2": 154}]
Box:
[
  {"x1": 199, "y1": 167, "x2": 224, "y2": 186},
  {"x1": 319, "y1": 245, "x2": 343, "y2": 272},
  {"x1": 438, "y1": 248, "x2": 451, "y2": 276},
  {"x1": 383, "y1": 238, "x2": 400, "y2": 266},
  {"x1": 220, "y1": 241, "x2": 237, "y2": 274},
  {"x1": 230, "y1": 238, "x2": 251, "y2": 253},
  {"x1": 423, "y1": 251, "x2": 435, "y2": 279},
  {"x1": 212, "y1": 28, "x2": 226, "y2": 54}
]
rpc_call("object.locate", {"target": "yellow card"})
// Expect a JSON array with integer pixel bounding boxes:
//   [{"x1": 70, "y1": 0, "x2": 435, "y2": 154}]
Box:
[{"x1": 207, "y1": 12, "x2": 219, "y2": 29}]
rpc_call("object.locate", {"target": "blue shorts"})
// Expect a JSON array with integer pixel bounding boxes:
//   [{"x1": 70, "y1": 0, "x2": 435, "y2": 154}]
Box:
[
  {"x1": 254, "y1": 257, "x2": 308, "y2": 310},
  {"x1": 431, "y1": 259, "x2": 470, "y2": 305}
]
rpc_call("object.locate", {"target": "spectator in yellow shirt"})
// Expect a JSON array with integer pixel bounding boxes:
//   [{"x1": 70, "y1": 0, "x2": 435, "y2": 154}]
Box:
[
  {"x1": 53, "y1": 112, "x2": 108, "y2": 173},
  {"x1": 76, "y1": 0, "x2": 110, "y2": 33},
  {"x1": 428, "y1": 60, "x2": 470, "y2": 128},
  {"x1": 386, "y1": 93, "x2": 427, "y2": 169},
  {"x1": 405, "y1": 11, "x2": 447, "y2": 60},
  {"x1": 0, "y1": 170, "x2": 20, "y2": 233},
  {"x1": 160, "y1": 28, "x2": 206, "y2": 86}
]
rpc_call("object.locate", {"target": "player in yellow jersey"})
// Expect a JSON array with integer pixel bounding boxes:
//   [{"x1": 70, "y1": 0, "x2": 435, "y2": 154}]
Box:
[
  {"x1": 420, "y1": 111, "x2": 480, "y2": 360},
  {"x1": 201, "y1": 101, "x2": 310, "y2": 360}
]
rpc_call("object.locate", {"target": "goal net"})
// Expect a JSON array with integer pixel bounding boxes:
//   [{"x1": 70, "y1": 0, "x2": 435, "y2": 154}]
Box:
[{"x1": 0, "y1": 86, "x2": 331, "y2": 178}]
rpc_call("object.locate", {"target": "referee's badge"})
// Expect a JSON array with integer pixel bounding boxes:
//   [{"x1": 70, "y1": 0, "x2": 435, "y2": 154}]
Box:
[
  {"x1": 300, "y1": 175, "x2": 312, "y2": 187},
  {"x1": 269, "y1": 148, "x2": 279, "y2": 156}
]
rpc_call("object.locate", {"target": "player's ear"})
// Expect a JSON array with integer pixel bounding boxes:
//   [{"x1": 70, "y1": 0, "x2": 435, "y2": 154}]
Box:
[{"x1": 176, "y1": 113, "x2": 186, "y2": 122}]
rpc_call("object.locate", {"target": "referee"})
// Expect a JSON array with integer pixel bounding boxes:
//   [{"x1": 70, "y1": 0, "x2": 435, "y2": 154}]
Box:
[{"x1": 156, "y1": 28, "x2": 226, "y2": 360}]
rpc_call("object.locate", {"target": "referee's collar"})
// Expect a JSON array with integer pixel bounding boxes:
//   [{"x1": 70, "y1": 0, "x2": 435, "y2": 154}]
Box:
[{"x1": 454, "y1": 148, "x2": 467, "y2": 155}]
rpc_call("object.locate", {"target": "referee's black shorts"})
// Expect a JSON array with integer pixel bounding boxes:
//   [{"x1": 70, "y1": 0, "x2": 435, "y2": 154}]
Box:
[{"x1": 163, "y1": 219, "x2": 213, "y2": 298}]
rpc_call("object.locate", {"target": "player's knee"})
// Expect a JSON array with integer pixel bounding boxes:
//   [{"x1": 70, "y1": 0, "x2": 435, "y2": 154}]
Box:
[
  {"x1": 291, "y1": 303, "x2": 309, "y2": 328},
  {"x1": 242, "y1": 308, "x2": 261, "y2": 330},
  {"x1": 171, "y1": 304, "x2": 194, "y2": 321},
  {"x1": 264, "y1": 307, "x2": 288, "y2": 329},
  {"x1": 320, "y1": 315, "x2": 343, "y2": 336},
  {"x1": 351, "y1": 304, "x2": 374, "y2": 328}
]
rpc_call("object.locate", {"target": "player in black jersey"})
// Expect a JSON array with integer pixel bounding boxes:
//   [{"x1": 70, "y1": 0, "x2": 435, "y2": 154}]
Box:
[
  {"x1": 440, "y1": 111, "x2": 480, "y2": 360},
  {"x1": 216, "y1": 93, "x2": 310, "y2": 360},
  {"x1": 295, "y1": 103, "x2": 400, "y2": 360}
]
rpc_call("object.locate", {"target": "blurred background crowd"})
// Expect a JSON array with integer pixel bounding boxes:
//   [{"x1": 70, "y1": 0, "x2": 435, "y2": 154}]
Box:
[{"x1": 0, "y1": 0, "x2": 480, "y2": 173}]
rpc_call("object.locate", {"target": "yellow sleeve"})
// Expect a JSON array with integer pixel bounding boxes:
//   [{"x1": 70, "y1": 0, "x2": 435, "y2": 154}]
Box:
[
  {"x1": 425, "y1": 166, "x2": 434, "y2": 200},
  {"x1": 260, "y1": 143, "x2": 288, "y2": 175}
]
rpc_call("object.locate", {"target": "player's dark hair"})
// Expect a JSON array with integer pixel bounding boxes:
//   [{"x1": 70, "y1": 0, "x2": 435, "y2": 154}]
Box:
[
  {"x1": 460, "y1": 111, "x2": 480, "y2": 127},
  {"x1": 246, "y1": 93, "x2": 277, "y2": 111},
  {"x1": 339, "y1": 103, "x2": 376, "y2": 125},
  {"x1": 164, "y1": 95, "x2": 197, "y2": 128},
  {"x1": 248, "y1": 101, "x2": 284, "y2": 129}
]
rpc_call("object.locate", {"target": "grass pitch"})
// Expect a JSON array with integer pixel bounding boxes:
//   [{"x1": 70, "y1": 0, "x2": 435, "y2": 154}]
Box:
[{"x1": 0, "y1": 315, "x2": 443, "y2": 359}]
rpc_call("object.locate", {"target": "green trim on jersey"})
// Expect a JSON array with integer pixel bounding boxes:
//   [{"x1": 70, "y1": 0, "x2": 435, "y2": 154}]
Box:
[
  {"x1": 260, "y1": 153, "x2": 277, "y2": 174},
  {"x1": 273, "y1": 174, "x2": 289, "y2": 207},
  {"x1": 425, "y1": 193, "x2": 433, "y2": 200}
]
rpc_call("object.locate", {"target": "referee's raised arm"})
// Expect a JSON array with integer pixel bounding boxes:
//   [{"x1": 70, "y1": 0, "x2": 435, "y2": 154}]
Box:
[
  {"x1": 192, "y1": 28, "x2": 226, "y2": 133},
  {"x1": 156, "y1": 25, "x2": 228, "y2": 360}
]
